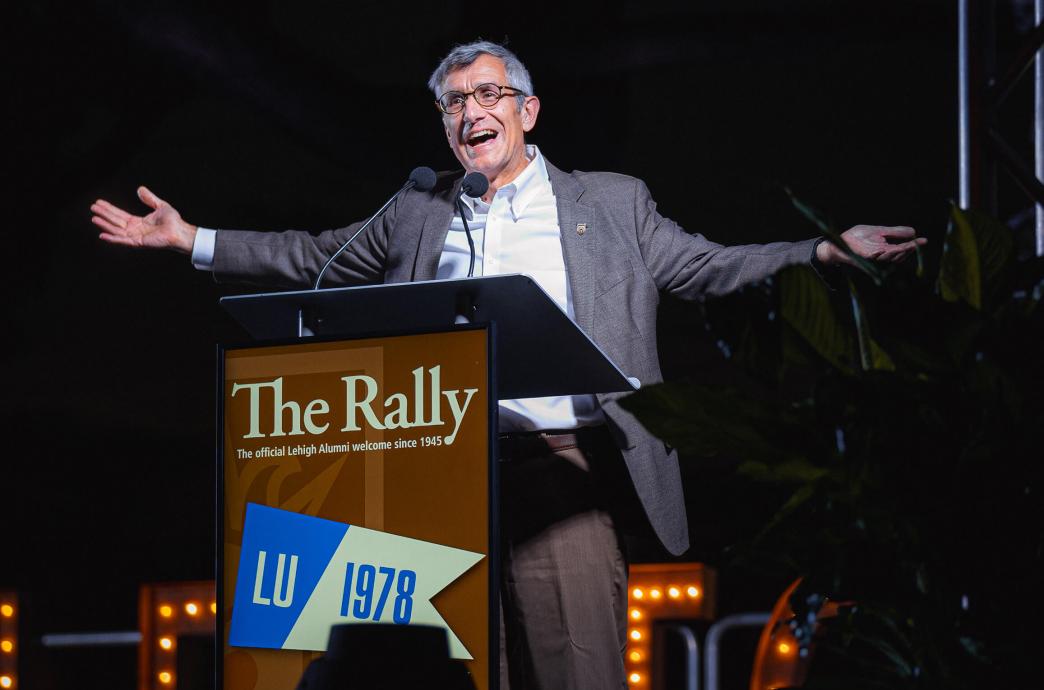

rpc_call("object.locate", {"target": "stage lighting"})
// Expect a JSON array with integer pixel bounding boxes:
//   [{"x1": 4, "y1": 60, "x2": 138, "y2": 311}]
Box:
[
  {"x1": 0, "y1": 592, "x2": 16, "y2": 690},
  {"x1": 140, "y1": 581, "x2": 215, "y2": 690},
  {"x1": 625, "y1": 564, "x2": 715, "y2": 689}
]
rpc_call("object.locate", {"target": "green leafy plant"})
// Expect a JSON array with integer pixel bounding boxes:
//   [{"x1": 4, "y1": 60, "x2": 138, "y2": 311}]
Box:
[{"x1": 621, "y1": 204, "x2": 1044, "y2": 689}]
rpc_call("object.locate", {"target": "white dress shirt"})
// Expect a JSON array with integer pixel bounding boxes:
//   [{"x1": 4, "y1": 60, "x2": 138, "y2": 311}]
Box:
[
  {"x1": 438, "y1": 146, "x2": 603, "y2": 432},
  {"x1": 192, "y1": 146, "x2": 603, "y2": 432}
]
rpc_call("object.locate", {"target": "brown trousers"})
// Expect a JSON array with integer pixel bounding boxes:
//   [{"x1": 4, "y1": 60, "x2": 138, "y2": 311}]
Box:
[{"x1": 497, "y1": 429, "x2": 633, "y2": 690}]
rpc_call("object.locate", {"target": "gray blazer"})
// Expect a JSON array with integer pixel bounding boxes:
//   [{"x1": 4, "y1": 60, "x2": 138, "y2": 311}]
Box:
[{"x1": 214, "y1": 161, "x2": 818, "y2": 556}]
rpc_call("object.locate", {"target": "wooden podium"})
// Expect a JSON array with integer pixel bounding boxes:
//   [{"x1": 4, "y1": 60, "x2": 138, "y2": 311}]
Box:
[{"x1": 216, "y1": 275, "x2": 634, "y2": 690}]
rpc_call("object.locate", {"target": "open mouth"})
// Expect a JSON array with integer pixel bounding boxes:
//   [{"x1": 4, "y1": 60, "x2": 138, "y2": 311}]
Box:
[{"x1": 466, "y1": 129, "x2": 498, "y2": 147}]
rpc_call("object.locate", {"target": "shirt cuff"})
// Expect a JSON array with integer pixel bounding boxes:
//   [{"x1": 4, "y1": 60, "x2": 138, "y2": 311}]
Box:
[{"x1": 191, "y1": 227, "x2": 217, "y2": 270}]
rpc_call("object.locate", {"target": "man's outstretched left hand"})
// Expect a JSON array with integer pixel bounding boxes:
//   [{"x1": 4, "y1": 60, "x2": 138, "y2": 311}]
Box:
[{"x1": 816, "y1": 225, "x2": 926, "y2": 266}]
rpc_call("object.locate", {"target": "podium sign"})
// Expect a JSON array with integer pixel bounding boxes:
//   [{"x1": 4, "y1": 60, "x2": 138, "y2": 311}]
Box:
[{"x1": 218, "y1": 326, "x2": 496, "y2": 690}]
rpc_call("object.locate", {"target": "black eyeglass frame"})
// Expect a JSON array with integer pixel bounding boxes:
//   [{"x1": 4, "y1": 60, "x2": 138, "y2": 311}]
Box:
[{"x1": 435, "y1": 83, "x2": 528, "y2": 115}]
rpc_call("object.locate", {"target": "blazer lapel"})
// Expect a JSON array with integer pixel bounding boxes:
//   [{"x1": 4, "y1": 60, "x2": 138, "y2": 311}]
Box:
[
  {"x1": 547, "y1": 162, "x2": 594, "y2": 335},
  {"x1": 412, "y1": 177, "x2": 461, "y2": 281}
]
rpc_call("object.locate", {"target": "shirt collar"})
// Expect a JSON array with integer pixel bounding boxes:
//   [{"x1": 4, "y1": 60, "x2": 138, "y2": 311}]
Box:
[{"x1": 460, "y1": 145, "x2": 551, "y2": 220}]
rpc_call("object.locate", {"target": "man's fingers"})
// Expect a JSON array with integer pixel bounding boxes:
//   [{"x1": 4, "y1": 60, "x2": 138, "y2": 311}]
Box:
[
  {"x1": 893, "y1": 238, "x2": 927, "y2": 250},
  {"x1": 880, "y1": 225, "x2": 917, "y2": 239},
  {"x1": 877, "y1": 239, "x2": 925, "y2": 261},
  {"x1": 91, "y1": 215, "x2": 123, "y2": 236},
  {"x1": 98, "y1": 231, "x2": 138, "y2": 247},
  {"x1": 91, "y1": 199, "x2": 132, "y2": 224},
  {"x1": 137, "y1": 185, "x2": 165, "y2": 210},
  {"x1": 91, "y1": 202, "x2": 130, "y2": 229},
  {"x1": 95, "y1": 218, "x2": 141, "y2": 246}
]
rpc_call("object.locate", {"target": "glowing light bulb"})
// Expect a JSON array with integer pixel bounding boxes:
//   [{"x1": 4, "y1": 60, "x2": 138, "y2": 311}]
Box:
[
  {"x1": 687, "y1": 586, "x2": 700, "y2": 598},
  {"x1": 0, "y1": 640, "x2": 12, "y2": 653},
  {"x1": 630, "y1": 629, "x2": 642, "y2": 641},
  {"x1": 649, "y1": 588, "x2": 662, "y2": 600},
  {"x1": 185, "y1": 602, "x2": 200, "y2": 616},
  {"x1": 158, "y1": 671, "x2": 173, "y2": 685},
  {"x1": 1, "y1": 676, "x2": 13, "y2": 689},
  {"x1": 777, "y1": 642, "x2": 793, "y2": 656},
  {"x1": 629, "y1": 672, "x2": 642, "y2": 683},
  {"x1": 0, "y1": 605, "x2": 12, "y2": 618},
  {"x1": 631, "y1": 588, "x2": 644, "y2": 600},
  {"x1": 210, "y1": 601, "x2": 217, "y2": 614},
  {"x1": 158, "y1": 605, "x2": 173, "y2": 618},
  {"x1": 667, "y1": 586, "x2": 681, "y2": 599},
  {"x1": 159, "y1": 637, "x2": 173, "y2": 650},
  {"x1": 629, "y1": 650, "x2": 642, "y2": 662},
  {"x1": 630, "y1": 608, "x2": 642, "y2": 620}
]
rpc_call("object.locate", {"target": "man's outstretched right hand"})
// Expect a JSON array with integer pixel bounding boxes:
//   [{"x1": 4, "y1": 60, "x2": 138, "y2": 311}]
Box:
[{"x1": 91, "y1": 186, "x2": 198, "y2": 255}]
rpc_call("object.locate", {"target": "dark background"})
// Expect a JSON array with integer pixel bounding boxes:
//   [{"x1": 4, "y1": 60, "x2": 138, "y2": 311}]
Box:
[{"x1": 5, "y1": 0, "x2": 970, "y2": 685}]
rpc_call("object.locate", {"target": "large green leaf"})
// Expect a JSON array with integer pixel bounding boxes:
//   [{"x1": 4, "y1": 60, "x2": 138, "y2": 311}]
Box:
[
  {"x1": 847, "y1": 279, "x2": 896, "y2": 372},
  {"x1": 938, "y1": 206, "x2": 982, "y2": 308},
  {"x1": 779, "y1": 265, "x2": 858, "y2": 372},
  {"x1": 938, "y1": 205, "x2": 1015, "y2": 311},
  {"x1": 856, "y1": 274, "x2": 982, "y2": 375},
  {"x1": 776, "y1": 265, "x2": 896, "y2": 374},
  {"x1": 738, "y1": 458, "x2": 831, "y2": 483}
]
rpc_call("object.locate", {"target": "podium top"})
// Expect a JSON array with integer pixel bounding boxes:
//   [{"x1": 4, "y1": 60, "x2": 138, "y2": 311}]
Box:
[{"x1": 220, "y1": 274, "x2": 636, "y2": 400}]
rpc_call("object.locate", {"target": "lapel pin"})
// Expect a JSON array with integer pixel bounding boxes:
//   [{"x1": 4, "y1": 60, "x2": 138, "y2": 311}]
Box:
[{"x1": 576, "y1": 223, "x2": 587, "y2": 236}]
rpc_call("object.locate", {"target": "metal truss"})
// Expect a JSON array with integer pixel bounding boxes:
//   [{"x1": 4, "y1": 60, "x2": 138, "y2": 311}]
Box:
[{"x1": 959, "y1": 0, "x2": 1044, "y2": 256}]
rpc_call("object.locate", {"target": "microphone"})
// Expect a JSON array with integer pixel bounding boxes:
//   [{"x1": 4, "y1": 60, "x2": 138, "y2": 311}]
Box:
[
  {"x1": 461, "y1": 172, "x2": 489, "y2": 198},
  {"x1": 313, "y1": 166, "x2": 437, "y2": 290},
  {"x1": 455, "y1": 172, "x2": 489, "y2": 278}
]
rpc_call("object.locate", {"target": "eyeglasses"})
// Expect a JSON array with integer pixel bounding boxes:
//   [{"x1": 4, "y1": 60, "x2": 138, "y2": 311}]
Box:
[{"x1": 436, "y1": 83, "x2": 527, "y2": 115}]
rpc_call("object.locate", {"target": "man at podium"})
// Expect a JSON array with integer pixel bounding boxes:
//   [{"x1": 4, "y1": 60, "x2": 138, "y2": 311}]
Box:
[{"x1": 92, "y1": 40, "x2": 922, "y2": 690}]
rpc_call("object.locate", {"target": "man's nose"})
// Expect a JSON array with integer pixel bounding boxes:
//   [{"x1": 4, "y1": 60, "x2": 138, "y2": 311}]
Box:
[{"x1": 462, "y1": 94, "x2": 486, "y2": 123}]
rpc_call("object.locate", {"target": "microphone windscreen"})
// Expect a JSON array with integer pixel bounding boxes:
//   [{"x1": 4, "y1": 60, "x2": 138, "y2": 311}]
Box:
[
  {"x1": 409, "y1": 166, "x2": 437, "y2": 192},
  {"x1": 461, "y1": 172, "x2": 490, "y2": 198}
]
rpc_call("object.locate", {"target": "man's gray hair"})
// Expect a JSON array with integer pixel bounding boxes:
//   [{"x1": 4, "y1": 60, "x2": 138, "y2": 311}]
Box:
[{"x1": 428, "y1": 40, "x2": 534, "y2": 112}]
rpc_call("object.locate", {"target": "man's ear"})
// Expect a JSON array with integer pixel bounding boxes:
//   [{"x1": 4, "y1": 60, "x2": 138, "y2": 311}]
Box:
[{"x1": 521, "y1": 96, "x2": 540, "y2": 133}]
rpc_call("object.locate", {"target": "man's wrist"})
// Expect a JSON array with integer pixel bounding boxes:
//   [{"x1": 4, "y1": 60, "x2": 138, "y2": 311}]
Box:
[
  {"x1": 177, "y1": 223, "x2": 199, "y2": 254},
  {"x1": 814, "y1": 238, "x2": 835, "y2": 265}
]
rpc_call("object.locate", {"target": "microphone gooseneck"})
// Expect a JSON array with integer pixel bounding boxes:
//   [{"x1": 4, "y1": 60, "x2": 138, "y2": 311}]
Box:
[
  {"x1": 313, "y1": 166, "x2": 436, "y2": 290},
  {"x1": 456, "y1": 172, "x2": 489, "y2": 278}
]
